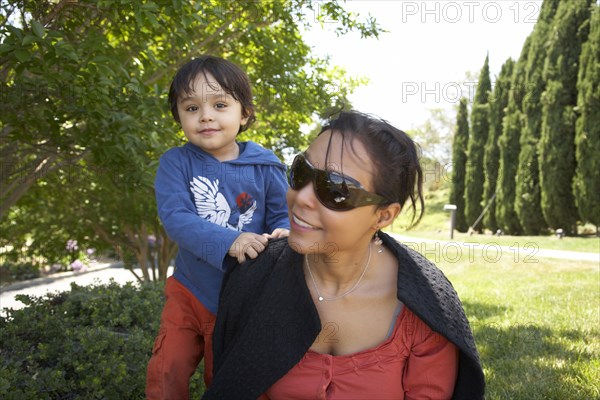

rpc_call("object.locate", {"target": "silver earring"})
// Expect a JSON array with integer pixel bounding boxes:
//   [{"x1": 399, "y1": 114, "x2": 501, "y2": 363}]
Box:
[{"x1": 374, "y1": 231, "x2": 383, "y2": 253}]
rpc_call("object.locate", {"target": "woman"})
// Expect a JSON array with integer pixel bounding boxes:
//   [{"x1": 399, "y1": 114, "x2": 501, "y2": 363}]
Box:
[{"x1": 203, "y1": 111, "x2": 485, "y2": 399}]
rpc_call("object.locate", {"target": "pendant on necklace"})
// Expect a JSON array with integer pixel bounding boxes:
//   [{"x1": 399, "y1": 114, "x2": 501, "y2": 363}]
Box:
[{"x1": 318, "y1": 296, "x2": 324, "y2": 301}]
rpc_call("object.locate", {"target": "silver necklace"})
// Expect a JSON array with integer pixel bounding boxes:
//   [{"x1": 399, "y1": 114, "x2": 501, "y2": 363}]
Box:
[{"x1": 305, "y1": 243, "x2": 372, "y2": 302}]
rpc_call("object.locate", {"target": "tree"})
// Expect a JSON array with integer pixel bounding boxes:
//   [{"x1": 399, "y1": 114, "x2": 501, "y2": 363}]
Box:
[
  {"x1": 449, "y1": 98, "x2": 469, "y2": 233},
  {"x1": 409, "y1": 108, "x2": 455, "y2": 167},
  {"x1": 0, "y1": 1, "x2": 378, "y2": 216},
  {"x1": 515, "y1": 0, "x2": 560, "y2": 235},
  {"x1": 407, "y1": 108, "x2": 456, "y2": 195},
  {"x1": 496, "y1": 36, "x2": 533, "y2": 235},
  {"x1": 539, "y1": 0, "x2": 592, "y2": 234},
  {"x1": 496, "y1": 103, "x2": 524, "y2": 235},
  {"x1": 0, "y1": 1, "x2": 382, "y2": 280},
  {"x1": 574, "y1": 4, "x2": 600, "y2": 229},
  {"x1": 464, "y1": 55, "x2": 491, "y2": 232},
  {"x1": 483, "y1": 58, "x2": 514, "y2": 233}
]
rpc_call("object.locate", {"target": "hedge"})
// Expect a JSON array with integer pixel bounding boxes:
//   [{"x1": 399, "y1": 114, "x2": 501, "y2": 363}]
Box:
[{"x1": 0, "y1": 280, "x2": 204, "y2": 399}]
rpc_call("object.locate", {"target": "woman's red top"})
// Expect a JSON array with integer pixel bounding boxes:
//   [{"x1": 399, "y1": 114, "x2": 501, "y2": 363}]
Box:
[{"x1": 262, "y1": 306, "x2": 458, "y2": 400}]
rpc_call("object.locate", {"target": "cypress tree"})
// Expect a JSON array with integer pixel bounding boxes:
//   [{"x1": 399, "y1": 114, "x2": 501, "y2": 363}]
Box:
[
  {"x1": 464, "y1": 55, "x2": 491, "y2": 232},
  {"x1": 515, "y1": 0, "x2": 560, "y2": 235},
  {"x1": 539, "y1": 0, "x2": 592, "y2": 234},
  {"x1": 497, "y1": 105, "x2": 524, "y2": 235},
  {"x1": 496, "y1": 39, "x2": 531, "y2": 235},
  {"x1": 449, "y1": 98, "x2": 469, "y2": 232},
  {"x1": 574, "y1": 5, "x2": 600, "y2": 228},
  {"x1": 483, "y1": 58, "x2": 514, "y2": 233}
]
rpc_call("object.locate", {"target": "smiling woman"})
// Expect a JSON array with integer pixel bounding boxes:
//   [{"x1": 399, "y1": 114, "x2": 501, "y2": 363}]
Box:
[{"x1": 203, "y1": 111, "x2": 486, "y2": 400}]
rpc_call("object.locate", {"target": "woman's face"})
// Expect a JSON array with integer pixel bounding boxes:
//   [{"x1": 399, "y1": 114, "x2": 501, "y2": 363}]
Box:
[{"x1": 286, "y1": 131, "x2": 381, "y2": 255}]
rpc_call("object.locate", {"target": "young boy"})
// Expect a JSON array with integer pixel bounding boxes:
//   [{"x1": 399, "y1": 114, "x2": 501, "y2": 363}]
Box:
[{"x1": 146, "y1": 55, "x2": 290, "y2": 400}]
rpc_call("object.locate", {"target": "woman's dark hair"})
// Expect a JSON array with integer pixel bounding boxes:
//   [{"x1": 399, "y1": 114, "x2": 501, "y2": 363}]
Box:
[
  {"x1": 319, "y1": 111, "x2": 425, "y2": 227},
  {"x1": 168, "y1": 55, "x2": 256, "y2": 133}
]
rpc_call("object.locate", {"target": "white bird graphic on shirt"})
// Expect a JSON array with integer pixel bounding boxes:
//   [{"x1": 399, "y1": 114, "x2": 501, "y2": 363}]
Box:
[{"x1": 190, "y1": 176, "x2": 256, "y2": 231}]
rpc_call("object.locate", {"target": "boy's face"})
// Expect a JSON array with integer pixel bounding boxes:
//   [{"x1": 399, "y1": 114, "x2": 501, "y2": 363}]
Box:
[{"x1": 177, "y1": 72, "x2": 248, "y2": 161}]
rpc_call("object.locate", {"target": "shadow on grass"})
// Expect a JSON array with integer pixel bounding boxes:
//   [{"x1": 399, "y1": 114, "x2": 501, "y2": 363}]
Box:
[{"x1": 464, "y1": 302, "x2": 599, "y2": 400}]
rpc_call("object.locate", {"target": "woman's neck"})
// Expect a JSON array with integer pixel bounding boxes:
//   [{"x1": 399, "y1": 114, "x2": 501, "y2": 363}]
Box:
[{"x1": 306, "y1": 243, "x2": 374, "y2": 291}]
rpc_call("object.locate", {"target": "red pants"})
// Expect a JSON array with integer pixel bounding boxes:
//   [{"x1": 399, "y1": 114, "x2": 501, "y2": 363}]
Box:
[{"x1": 146, "y1": 277, "x2": 216, "y2": 400}]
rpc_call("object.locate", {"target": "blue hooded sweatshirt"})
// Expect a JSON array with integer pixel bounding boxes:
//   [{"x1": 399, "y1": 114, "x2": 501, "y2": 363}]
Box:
[{"x1": 155, "y1": 141, "x2": 290, "y2": 314}]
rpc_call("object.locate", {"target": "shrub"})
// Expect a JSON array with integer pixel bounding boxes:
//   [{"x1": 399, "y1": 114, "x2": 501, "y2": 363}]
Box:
[
  {"x1": 0, "y1": 280, "x2": 205, "y2": 398},
  {"x1": 0, "y1": 261, "x2": 40, "y2": 285}
]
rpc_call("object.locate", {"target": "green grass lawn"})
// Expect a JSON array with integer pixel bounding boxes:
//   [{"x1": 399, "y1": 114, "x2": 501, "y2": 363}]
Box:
[
  {"x1": 396, "y1": 229, "x2": 600, "y2": 254},
  {"x1": 425, "y1": 242, "x2": 599, "y2": 399},
  {"x1": 388, "y1": 185, "x2": 599, "y2": 398}
]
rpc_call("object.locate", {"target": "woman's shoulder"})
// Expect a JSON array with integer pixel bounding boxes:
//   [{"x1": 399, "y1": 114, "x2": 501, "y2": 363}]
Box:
[
  {"x1": 382, "y1": 233, "x2": 483, "y2": 379},
  {"x1": 384, "y1": 233, "x2": 462, "y2": 317},
  {"x1": 223, "y1": 238, "x2": 297, "y2": 287},
  {"x1": 380, "y1": 232, "x2": 452, "y2": 287},
  {"x1": 217, "y1": 238, "x2": 308, "y2": 332},
  {"x1": 247, "y1": 237, "x2": 294, "y2": 270}
]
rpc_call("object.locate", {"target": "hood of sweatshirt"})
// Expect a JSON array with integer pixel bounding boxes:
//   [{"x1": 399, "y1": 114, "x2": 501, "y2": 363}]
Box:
[{"x1": 183, "y1": 141, "x2": 285, "y2": 170}]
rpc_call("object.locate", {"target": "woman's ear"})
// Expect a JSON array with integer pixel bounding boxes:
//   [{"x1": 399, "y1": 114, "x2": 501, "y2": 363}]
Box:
[{"x1": 375, "y1": 203, "x2": 401, "y2": 229}]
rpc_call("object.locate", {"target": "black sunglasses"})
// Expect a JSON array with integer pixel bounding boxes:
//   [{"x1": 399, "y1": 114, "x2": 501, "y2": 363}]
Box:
[{"x1": 289, "y1": 153, "x2": 389, "y2": 211}]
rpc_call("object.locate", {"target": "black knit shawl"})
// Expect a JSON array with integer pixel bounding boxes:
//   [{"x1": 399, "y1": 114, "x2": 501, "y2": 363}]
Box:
[{"x1": 203, "y1": 232, "x2": 485, "y2": 399}]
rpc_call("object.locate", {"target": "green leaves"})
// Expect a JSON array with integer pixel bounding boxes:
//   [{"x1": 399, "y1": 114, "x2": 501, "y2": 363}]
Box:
[
  {"x1": 30, "y1": 20, "x2": 45, "y2": 38},
  {"x1": 538, "y1": 1, "x2": 592, "y2": 233},
  {"x1": 0, "y1": 281, "x2": 171, "y2": 399},
  {"x1": 1, "y1": 0, "x2": 382, "y2": 280},
  {"x1": 13, "y1": 48, "x2": 30, "y2": 62},
  {"x1": 456, "y1": 1, "x2": 598, "y2": 235},
  {"x1": 449, "y1": 98, "x2": 469, "y2": 233},
  {"x1": 464, "y1": 57, "x2": 492, "y2": 232},
  {"x1": 573, "y1": 6, "x2": 600, "y2": 226}
]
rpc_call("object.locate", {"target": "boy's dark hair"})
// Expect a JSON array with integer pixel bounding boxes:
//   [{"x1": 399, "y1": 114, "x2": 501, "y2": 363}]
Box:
[{"x1": 168, "y1": 55, "x2": 256, "y2": 133}]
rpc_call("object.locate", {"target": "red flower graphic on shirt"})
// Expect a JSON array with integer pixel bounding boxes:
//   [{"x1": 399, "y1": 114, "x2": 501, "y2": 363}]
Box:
[{"x1": 236, "y1": 192, "x2": 253, "y2": 213}]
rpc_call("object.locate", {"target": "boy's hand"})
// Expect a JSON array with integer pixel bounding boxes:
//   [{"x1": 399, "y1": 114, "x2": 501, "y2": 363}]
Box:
[
  {"x1": 228, "y1": 232, "x2": 268, "y2": 263},
  {"x1": 263, "y1": 228, "x2": 290, "y2": 239}
]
